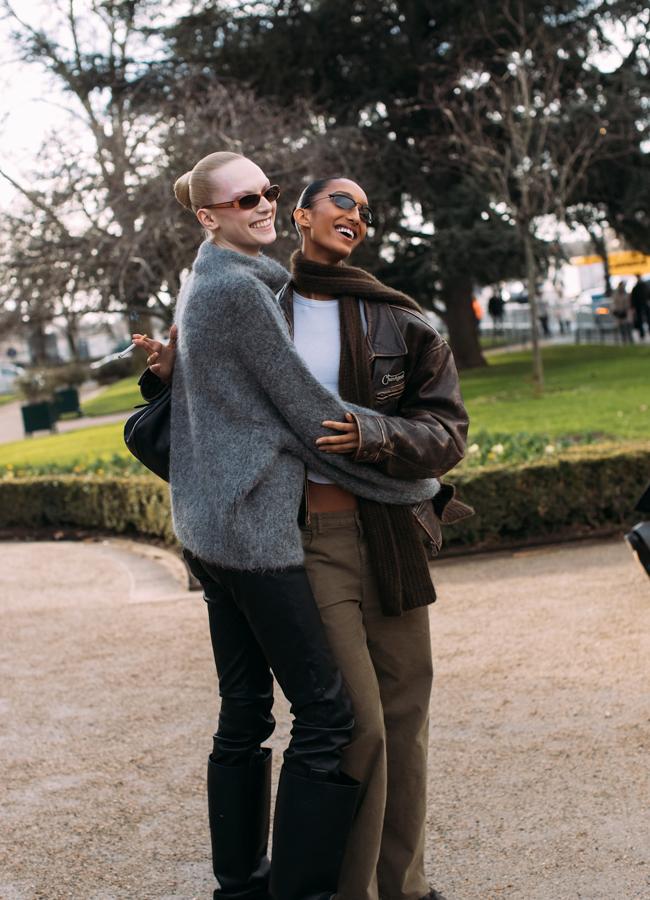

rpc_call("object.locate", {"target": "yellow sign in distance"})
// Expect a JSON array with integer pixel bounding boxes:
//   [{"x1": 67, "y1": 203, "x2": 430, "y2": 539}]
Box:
[{"x1": 570, "y1": 250, "x2": 650, "y2": 275}]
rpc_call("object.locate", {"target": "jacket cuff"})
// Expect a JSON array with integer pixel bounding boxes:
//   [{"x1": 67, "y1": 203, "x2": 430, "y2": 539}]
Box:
[
  {"x1": 351, "y1": 412, "x2": 387, "y2": 464},
  {"x1": 432, "y1": 482, "x2": 475, "y2": 523}
]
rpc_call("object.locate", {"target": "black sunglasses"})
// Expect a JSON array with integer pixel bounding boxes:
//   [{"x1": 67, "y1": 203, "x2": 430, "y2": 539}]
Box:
[
  {"x1": 307, "y1": 192, "x2": 374, "y2": 225},
  {"x1": 203, "y1": 184, "x2": 281, "y2": 211}
]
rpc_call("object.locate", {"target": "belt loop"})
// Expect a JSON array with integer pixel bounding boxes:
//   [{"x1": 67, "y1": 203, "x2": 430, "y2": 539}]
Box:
[{"x1": 354, "y1": 510, "x2": 363, "y2": 538}]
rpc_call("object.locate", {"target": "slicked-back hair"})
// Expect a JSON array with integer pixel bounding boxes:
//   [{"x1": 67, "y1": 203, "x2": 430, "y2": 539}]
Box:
[{"x1": 291, "y1": 176, "x2": 346, "y2": 236}]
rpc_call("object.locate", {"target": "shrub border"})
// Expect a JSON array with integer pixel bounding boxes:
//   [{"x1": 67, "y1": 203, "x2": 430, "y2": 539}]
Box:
[
  {"x1": 443, "y1": 443, "x2": 648, "y2": 551},
  {"x1": 0, "y1": 444, "x2": 647, "y2": 553}
]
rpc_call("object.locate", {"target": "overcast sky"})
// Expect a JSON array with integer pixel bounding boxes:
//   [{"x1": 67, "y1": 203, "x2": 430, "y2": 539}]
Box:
[
  {"x1": 0, "y1": 0, "x2": 185, "y2": 207},
  {"x1": 0, "y1": 3, "x2": 69, "y2": 206}
]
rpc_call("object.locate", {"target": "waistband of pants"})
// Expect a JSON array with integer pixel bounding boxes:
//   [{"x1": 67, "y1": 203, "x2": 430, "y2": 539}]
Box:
[{"x1": 302, "y1": 509, "x2": 363, "y2": 536}]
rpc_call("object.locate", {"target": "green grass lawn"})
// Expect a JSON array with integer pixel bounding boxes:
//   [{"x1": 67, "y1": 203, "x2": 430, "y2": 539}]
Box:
[
  {"x1": 462, "y1": 344, "x2": 650, "y2": 440},
  {"x1": 82, "y1": 377, "x2": 142, "y2": 416},
  {"x1": 79, "y1": 345, "x2": 650, "y2": 437},
  {"x1": 1, "y1": 344, "x2": 648, "y2": 475},
  {"x1": 0, "y1": 394, "x2": 16, "y2": 407},
  {"x1": 0, "y1": 422, "x2": 130, "y2": 469},
  {"x1": 479, "y1": 335, "x2": 513, "y2": 350}
]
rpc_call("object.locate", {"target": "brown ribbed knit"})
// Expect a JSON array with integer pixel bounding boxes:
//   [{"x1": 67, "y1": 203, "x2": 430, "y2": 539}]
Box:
[{"x1": 291, "y1": 250, "x2": 437, "y2": 617}]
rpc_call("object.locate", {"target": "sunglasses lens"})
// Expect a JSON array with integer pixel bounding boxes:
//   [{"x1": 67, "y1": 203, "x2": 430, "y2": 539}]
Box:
[
  {"x1": 238, "y1": 194, "x2": 261, "y2": 210},
  {"x1": 331, "y1": 194, "x2": 356, "y2": 211},
  {"x1": 238, "y1": 186, "x2": 280, "y2": 209},
  {"x1": 330, "y1": 194, "x2": 373, "y2": 225}
]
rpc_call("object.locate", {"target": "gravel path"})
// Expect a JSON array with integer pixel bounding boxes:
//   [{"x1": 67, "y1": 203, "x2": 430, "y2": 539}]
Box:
[{"x1": 1, "y1": 537, "x2": 648, "y2": 900}]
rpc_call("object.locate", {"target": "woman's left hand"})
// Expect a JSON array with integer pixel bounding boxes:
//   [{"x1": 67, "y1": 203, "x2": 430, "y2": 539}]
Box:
[
  {"x1": 316, "y1": 413, "x2": 361, "y2": 454},
  {"x1": 132, "y1": 324, "x2": 177, "y2": 384}
]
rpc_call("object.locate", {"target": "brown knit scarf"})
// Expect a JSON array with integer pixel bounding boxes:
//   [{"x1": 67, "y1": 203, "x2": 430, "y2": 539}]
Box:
[{"x1": 290, "y1": 250, "x2": 437, "y2": 617}]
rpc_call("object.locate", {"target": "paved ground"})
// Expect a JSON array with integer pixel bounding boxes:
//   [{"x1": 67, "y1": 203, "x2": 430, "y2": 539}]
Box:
[{"x1": 1, "y1": 537, "x2": 648, "y2": 900}]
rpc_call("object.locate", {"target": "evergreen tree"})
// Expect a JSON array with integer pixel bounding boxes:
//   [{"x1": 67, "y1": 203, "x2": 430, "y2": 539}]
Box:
[{"x1": 157, "y1": 0, "x2": 648, "y2": 369}]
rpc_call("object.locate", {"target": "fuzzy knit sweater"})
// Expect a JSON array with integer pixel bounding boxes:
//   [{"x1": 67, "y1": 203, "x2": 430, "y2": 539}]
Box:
[{"x1": 170, "y1": 242, "x2": 440, "y2": 570}]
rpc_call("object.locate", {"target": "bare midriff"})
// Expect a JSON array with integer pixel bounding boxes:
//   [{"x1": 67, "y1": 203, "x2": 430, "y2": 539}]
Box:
[{"x1": 307, "y1": 480, "x2": 358, "y2": 512}]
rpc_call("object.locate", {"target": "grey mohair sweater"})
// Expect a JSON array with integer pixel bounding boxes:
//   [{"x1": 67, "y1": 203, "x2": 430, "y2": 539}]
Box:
[{"x1": 171, "y1": 242, "x2": 439, "y2": 570}]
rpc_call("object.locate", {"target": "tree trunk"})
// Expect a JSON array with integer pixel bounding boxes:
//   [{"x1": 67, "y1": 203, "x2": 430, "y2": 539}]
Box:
[
  {"x1": 588, "y1": 228, "x2": 611, "y2": 297},
  {"x1": 64, "y1": 315, "x2": 79, "y2": 360},
  {"x1": 29, "y1": 322, "x2": 49, "y2": 365},
  {"x1": 524, "y1": 229, "x2": 544, "y2": 392},
  {"x1": 124, "y1": 309, "x2": 152, "y2": 340},
  {"x1": 443, "y1": 274, "x2": 487, "y2": 370}
]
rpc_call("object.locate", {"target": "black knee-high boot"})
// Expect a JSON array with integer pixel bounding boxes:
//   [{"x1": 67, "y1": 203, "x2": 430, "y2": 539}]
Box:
[
  {"x1": 269, "y1": 767, "x2": 360, "y2": 900},
  {"x1": 208, "y1": 748, "x2": 273, "y2": 899}
]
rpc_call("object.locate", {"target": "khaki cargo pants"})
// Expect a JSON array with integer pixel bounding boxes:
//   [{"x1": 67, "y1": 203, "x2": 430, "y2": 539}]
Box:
[{"x1": 301, "y1": 510, "x2": 434, "y2": 900}]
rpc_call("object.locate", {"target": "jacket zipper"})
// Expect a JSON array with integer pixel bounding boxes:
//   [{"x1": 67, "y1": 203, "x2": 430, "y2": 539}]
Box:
[{"x1": 304, "y1": 473, "x2": 311, "y2": 526}]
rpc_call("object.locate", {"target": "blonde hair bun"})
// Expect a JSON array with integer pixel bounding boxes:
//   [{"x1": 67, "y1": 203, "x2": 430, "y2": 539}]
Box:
[
  {"x1": 173, "y1": 172, "x2": 193, "y2": 210},
  {"x1": 174, "y1": 152, "x2": 243, "y2": 214}
]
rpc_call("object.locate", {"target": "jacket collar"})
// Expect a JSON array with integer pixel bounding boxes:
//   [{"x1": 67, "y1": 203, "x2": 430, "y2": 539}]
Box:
[
  {"x1": 278, "y1": 282, "x2": 406, "y2": 357},
  {"x1": 363, "y1": 300, "x2": 408, "y2": 358}
]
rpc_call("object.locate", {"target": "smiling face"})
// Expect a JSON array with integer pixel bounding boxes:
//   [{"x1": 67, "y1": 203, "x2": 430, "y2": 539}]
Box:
[
  {"x1": 294, "y1": 178, "x2": 369, "y2": 264},
  {"x1": 196, "y1": 157, "x2": 277, "y2": 256}
]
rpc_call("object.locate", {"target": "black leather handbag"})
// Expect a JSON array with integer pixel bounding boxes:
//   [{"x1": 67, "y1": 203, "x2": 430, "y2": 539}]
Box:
[{"x1": 123, "y1": 385, "x2": 171, "y2": 481}]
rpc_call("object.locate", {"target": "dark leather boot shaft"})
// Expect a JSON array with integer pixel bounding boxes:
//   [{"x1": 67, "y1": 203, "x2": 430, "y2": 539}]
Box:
[
  {"x1": 269, "y1": 766, "x2": 360, "y2": 900},
  {"x1": 208, "y1": 748, "x2": 273, "y2": 898}
]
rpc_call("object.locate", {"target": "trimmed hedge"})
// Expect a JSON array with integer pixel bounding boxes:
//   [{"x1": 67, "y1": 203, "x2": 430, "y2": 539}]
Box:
[
  {"x1": 445, "y1": 442, "x2": 649, "y2": 548},
  {"x1": 0, "y1": 443, "x2": 648, "y2": 551},
  {"x1": 0, "y1": 476, "x2": 176, "y2": 545}
]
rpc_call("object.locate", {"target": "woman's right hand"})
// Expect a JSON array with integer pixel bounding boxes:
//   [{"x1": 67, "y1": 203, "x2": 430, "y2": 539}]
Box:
[{"x1": 132, "y1": 324, "x2": 178, "y2": 384}]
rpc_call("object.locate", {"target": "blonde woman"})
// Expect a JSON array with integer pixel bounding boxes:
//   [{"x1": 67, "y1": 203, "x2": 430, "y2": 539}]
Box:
[{"x1": 134, "y1": 152, "x2": 444, "y2": 900}]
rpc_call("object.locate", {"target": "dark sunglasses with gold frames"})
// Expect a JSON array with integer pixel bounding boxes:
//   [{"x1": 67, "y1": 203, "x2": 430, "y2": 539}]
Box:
[{"x1": 202, "y1": 184, "x2": 281, "y2": 211}]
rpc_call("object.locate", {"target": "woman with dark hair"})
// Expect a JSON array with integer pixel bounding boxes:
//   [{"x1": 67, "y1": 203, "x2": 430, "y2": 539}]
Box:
[
  {"x1": 285, "y1": 177, "x2": 469, "y2": 900},
  {"x1": 134, "y1": 155, "x2": 453, "y2": 900}
]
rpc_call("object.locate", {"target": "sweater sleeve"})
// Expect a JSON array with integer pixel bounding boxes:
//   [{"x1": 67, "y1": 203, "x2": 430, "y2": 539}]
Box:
[{"x1": 219, "y1": 275, "x2": 439, "y2": 505}]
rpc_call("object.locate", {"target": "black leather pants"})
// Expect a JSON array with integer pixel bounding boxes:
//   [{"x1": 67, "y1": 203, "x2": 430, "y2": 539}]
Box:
[{"x1": 183, "y1": 552, "x2": 355, "y2": 778}]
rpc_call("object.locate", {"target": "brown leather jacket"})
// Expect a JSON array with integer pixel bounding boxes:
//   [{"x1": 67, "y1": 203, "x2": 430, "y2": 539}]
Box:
[{"x1": 277, "y1": 285, "x2": 471, "y2": 555}]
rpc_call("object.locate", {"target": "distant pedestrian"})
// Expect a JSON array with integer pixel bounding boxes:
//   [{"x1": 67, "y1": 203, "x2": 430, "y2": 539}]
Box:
[
  {"x1": 554, "y1": 289, "x2": 572, "y2": 334},
  {"x1": 487, "y1": 291, "x2": 505, "y2": 333},
  {"x1": 612, "y1": 282, "x2": 634, "y2": 344},
  {"x1": 537, "y1": 298, "x2": 551, "y2": 337},
  {"x1": 630, "y1": 274, "x2": 649, "y2": 340}
]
